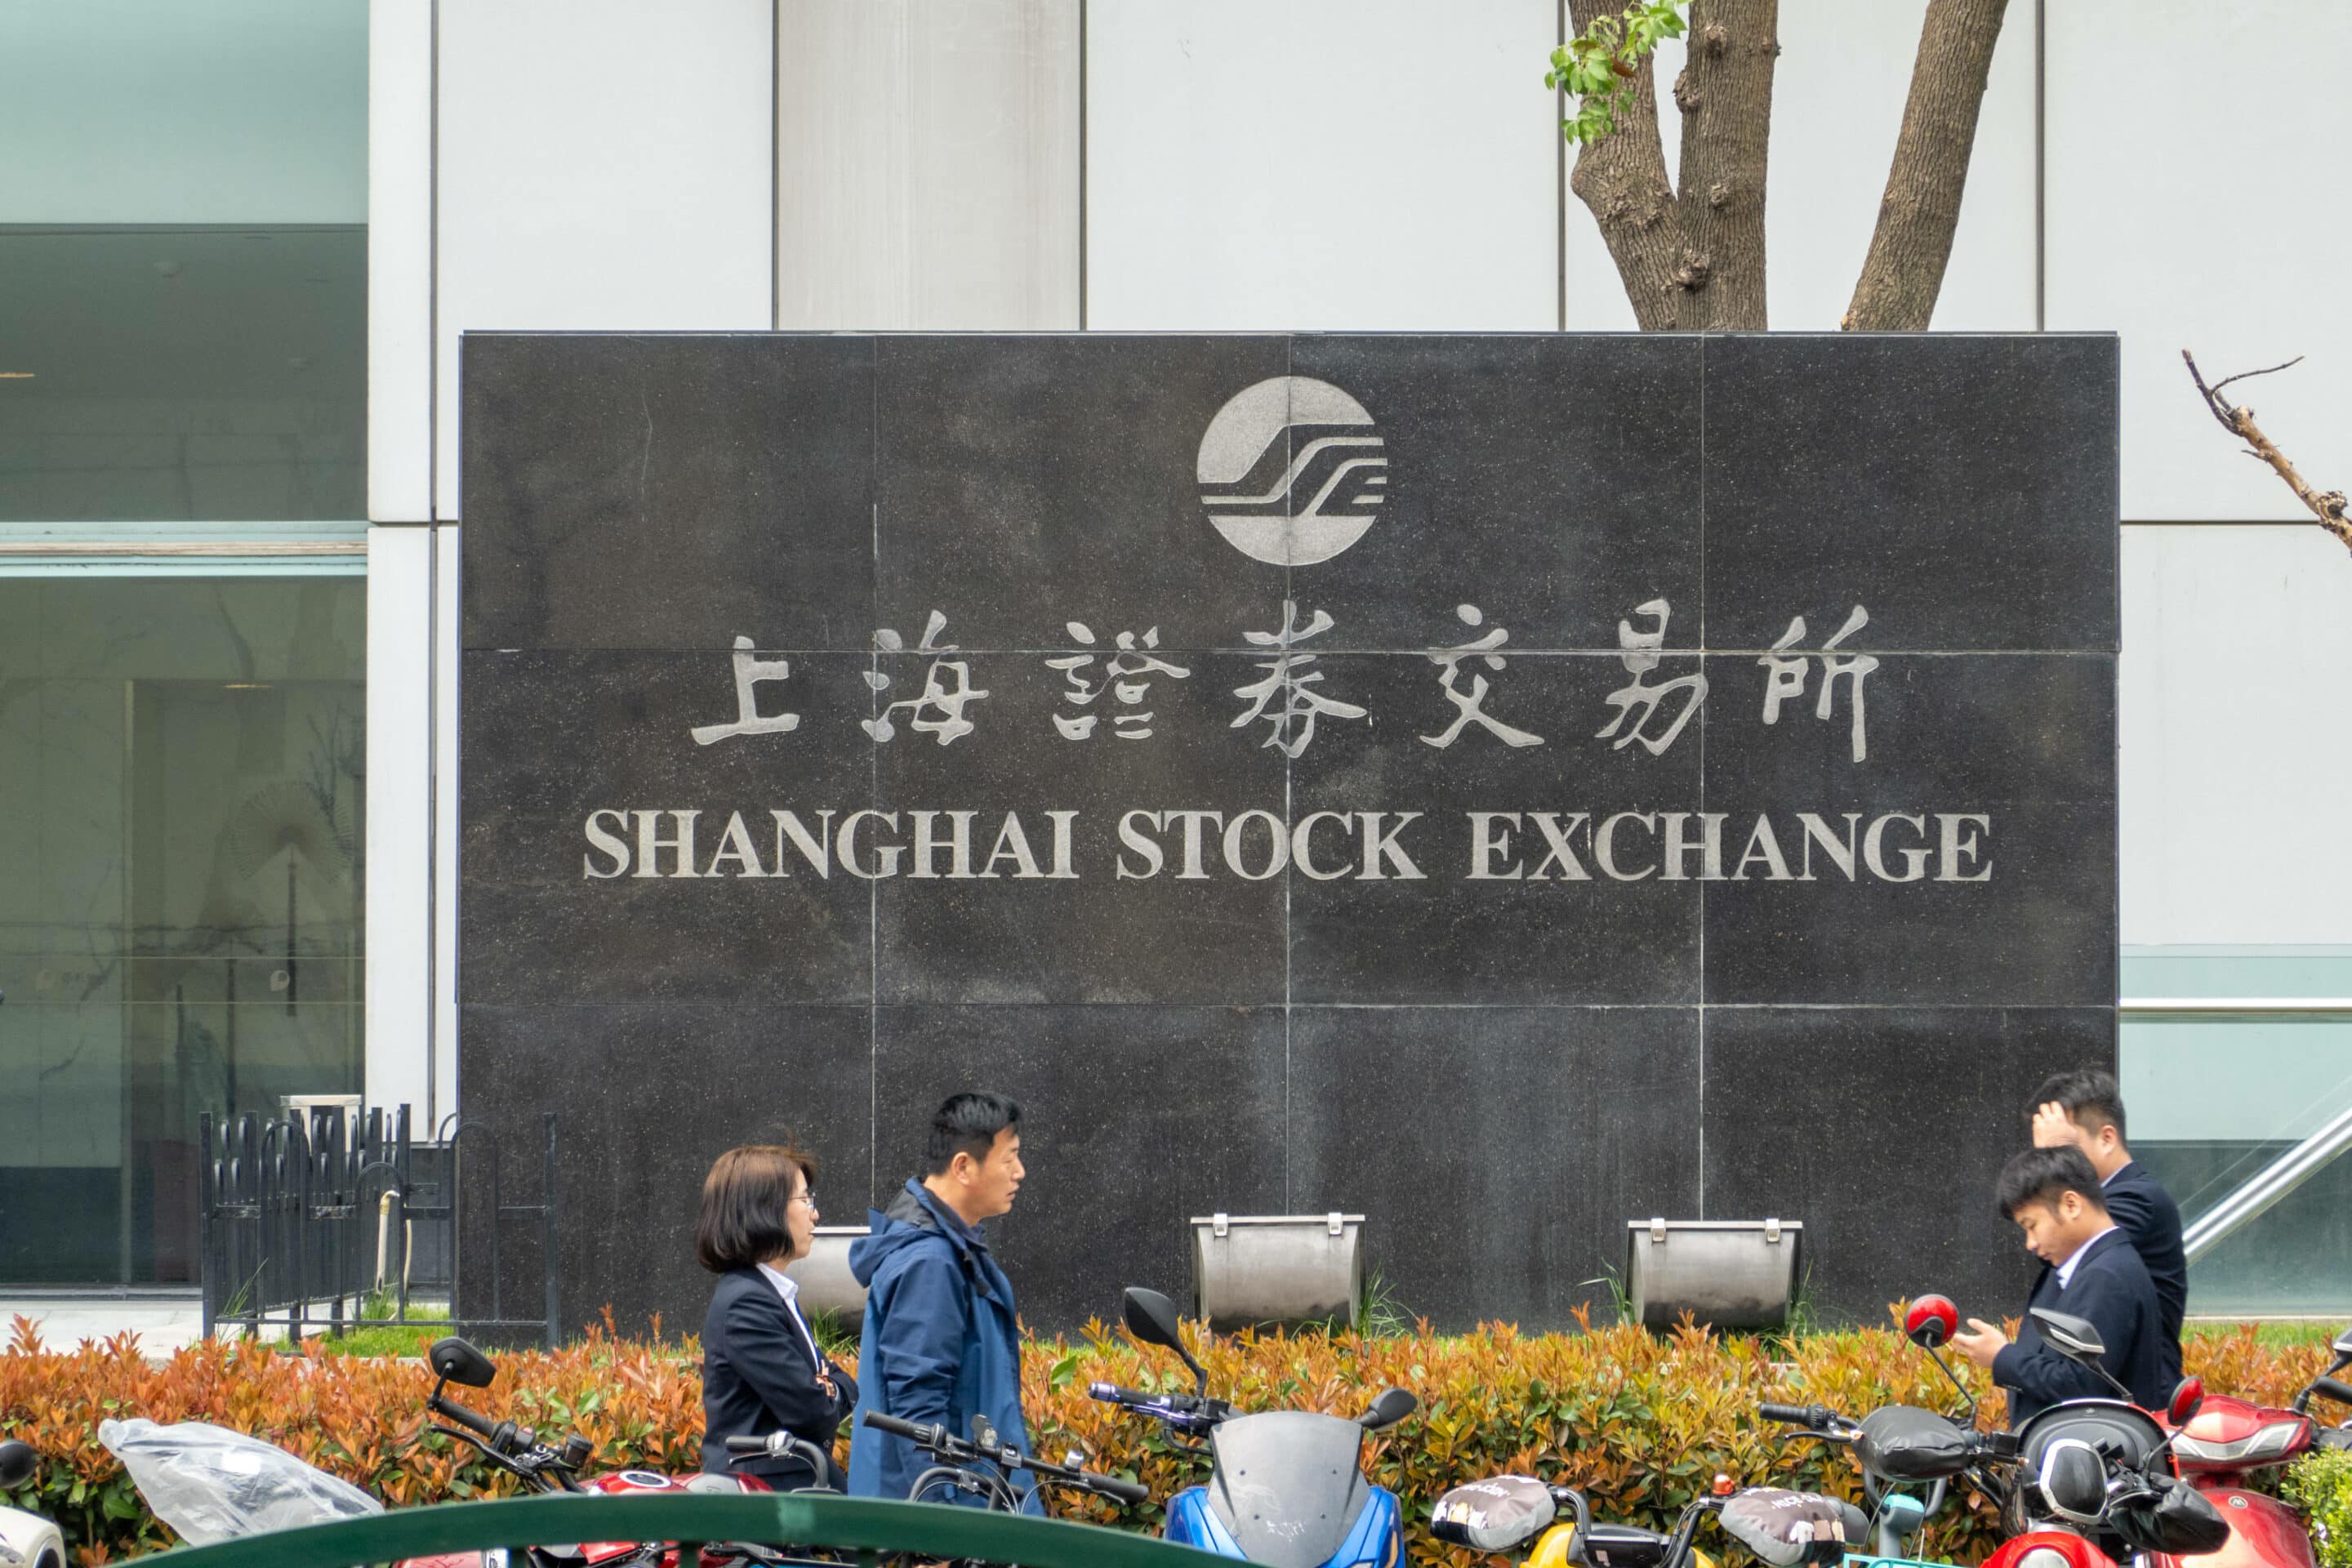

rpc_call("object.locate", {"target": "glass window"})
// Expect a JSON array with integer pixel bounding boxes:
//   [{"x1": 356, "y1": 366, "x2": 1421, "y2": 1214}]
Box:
[
  {"x1": 2121, "y1": 946, "x2": 2352, "y2": 1319},
  {"x1": 0, "y1": 576, "x2": 365, "y2": 1285},
  {"x1": 0, "y1": 0, "x2": 366, "y2": 523}
]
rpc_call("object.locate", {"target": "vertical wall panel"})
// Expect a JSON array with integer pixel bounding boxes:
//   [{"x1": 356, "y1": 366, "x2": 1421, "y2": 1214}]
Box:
[
  {"x1": 368, "y1": 0, "x2": 433, "y2": 522},
  {"x1": 776, "y1": 0, "x2": 1080, "y2": 329},
  {"x1": 364, "y1": 525, "x2": 434, "y2": 1111},
  {"x1": 1561, "y1": 1, "x2": 2034, "y2": 332},
  {"x1": 2048, "y1": 1, "x2": 2352, "y2": 521},
  {"x1": 434, "y1": 0, "x2": 773, "y2": 519},
  {"x1": 2120, "y1": 525, "x2": 2352, "y2": 947},
  {"x1": 1087, "y1": 0, "x2": 1557, "y2": 331}
]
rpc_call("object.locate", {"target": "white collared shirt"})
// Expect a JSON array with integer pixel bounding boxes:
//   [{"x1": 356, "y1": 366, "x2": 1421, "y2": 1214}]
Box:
[
  {"x1": 2056, "y1": 1224, "x2": 2120, "y2": 1290},
  {"x1": 755, "y1": 1261, "x2": 825, "y2": 1369}
]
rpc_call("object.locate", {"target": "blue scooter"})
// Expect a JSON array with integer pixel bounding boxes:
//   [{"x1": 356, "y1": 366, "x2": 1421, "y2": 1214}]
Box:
[{"x1": 1090, "y1": 1286, "x2": 1417, "y2": 1568}]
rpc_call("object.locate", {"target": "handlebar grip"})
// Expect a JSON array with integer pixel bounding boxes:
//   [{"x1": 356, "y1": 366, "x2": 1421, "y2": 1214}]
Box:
[
  {"x1": 1757, "y1": 1402, "x2": 1817, "y2": 1425},
  {"x1": 1089, "y1": 1383, "x2": 1156, "y2": 1405},
  {"x1": 2311, "y1": 1377, "x2": 2352, "y2": 1407},
  {"x1": 724, "y1": 1436, "x2": 771, "y2": 1454},
  {"x1": 1094, "y1": 1475, "x2": 1151, "y2": 1505},
  {"x1": 432, "y1": 1393, "x2": 501, "y2": 1441},
  {"x1": 861, "y1": 1411, "x2": 927, "y2": 1441}
]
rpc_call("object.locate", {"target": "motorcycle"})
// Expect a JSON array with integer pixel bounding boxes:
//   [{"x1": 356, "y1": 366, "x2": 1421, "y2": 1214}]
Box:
[
  {"x1": 1431, "y1": 1464, "x2": 1866, "y2": 1568},
  {"x1": 1089, "y1": 1285, "x2": 1417, "y2": 1568},
  {"x1": 399, "y1": 1334, "x2": 812, "y2": 1568},
  {"x1": 1886, "y1": 1294, "x2": 2231, "y2": 1568},
  {"x1": 2143, "y1": 1321, "x2": 2352, "y2": 1568},
  {"x1": 0, "y1": 1439, "x2": 65, "y2": 1568},
  {"x1": 855, "y1": 1410, "x2": 1147, "y2": 1512}
]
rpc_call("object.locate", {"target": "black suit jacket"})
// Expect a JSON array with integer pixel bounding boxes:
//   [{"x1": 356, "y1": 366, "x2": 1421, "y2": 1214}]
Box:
[
  {"x1": 2101, "y1": 1160, "x2": 2188, "y2": 1349},
  {"x1": 1993, "y1": 1228, "x2": 2174, "y2": 1427},
  {"x1": 2028, "y1": 1161, "x2": 2188, "y2": 1379},
  {"x1": 701, "y1": 1267, "x2": 858, "y2": 1489}
]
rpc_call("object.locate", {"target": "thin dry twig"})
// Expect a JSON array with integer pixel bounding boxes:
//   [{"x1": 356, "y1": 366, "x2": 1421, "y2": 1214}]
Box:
[{"x1": 2182, "y1": 350, "x2": 2352, "y2": 556}]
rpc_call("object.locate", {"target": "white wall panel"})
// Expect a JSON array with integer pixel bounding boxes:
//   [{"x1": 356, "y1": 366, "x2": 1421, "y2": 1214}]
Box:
[
  {"x1": 1562, "y1": 1, "x2": 2034, "y2": 332},
  {"x1": 369, "y1": 0, "x2": 434, "y2": 521},
  {"x1": 434, "y1": 528, "x2": 461, "y2": 1124},
  {"x1": 2120, "y1": 525, "x2": 2352, "y2": 947},
  {"x1": 365, "y1": 525, "x2": 434, "y2": 1114},
  {"x1": 2048, "y1": 1, "x2": 2352, "y2": 521},
  {"x1": 434, "y1": 0, "x2": 773, "y2": 519},
  {"x1": 1088, "y1": 0, "x2": 1558, "y2": 331},
  {"x1": 777, "y1": 1, "x2": 1080, "y2": 329}
]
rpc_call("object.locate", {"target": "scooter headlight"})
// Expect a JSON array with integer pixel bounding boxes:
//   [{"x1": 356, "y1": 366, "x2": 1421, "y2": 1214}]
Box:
[{"x1": 2172, "y1": 1420, "x2": 2306, "y2": 1465}]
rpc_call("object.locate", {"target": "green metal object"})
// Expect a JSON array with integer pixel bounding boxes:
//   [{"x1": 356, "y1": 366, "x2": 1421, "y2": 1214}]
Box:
[{"x1": 139, "y1": 1490, "x2": 1240, "y2": 1568}]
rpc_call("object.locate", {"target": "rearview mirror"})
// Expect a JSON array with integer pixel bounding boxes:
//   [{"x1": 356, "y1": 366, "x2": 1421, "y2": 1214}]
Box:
[
  {"x1": 1904, "y1": 1294, "x2": 1958, "y2": 1349},
  {"x1": 428, "y1": 1335, "x2": 498, "y2": 1388},
  {"x1": 2167, "y1": 1377, "x2": 2205, "y2": 1428},
  {"x1": 1358, "y1": 1388, "x2": 1418, "y2": 1431},
  {"x1": 0, "y1": 1440, "x2": 34, "y2": 1490},
  {"x1": 2036, "y1": 1438, "x2": 2108, "y2": 1525},
  {"x1": 2030, "y1": 1307, "x2": 2106, "y2": 1364},
  {"x1": 2332, "y1": 1325, "x2": 2352, "y2": 1361},
  {"x1": 1121, "y1": 1285, "x2": 1210, "y2": 1396}
]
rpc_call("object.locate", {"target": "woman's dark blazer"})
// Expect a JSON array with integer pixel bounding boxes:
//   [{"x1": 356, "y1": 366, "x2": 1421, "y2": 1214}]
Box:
[{"x1": 700, "y1": 1266, "x2": 858, "y2": 1490}]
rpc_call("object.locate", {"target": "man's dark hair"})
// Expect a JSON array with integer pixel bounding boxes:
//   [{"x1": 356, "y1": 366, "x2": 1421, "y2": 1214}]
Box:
[
  {"x1": 925, "y1": 1091, "x2": 1021, "y2": 1176},
  {"x1": 1997, "y1": 1145, "x2": 2110, "y2": 1221},
  {"x1": 695, "y1": 1143, "x2": 815, "y2": 1272},
  {"x1": 2028, "y1": 1067, "x2": 2127, "y2": 1143}
]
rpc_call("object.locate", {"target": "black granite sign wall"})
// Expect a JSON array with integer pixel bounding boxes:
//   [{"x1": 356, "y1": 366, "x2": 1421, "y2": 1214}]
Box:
[{"x1": 459, "y1": 332, "x2": 2118, "y2": 1337}]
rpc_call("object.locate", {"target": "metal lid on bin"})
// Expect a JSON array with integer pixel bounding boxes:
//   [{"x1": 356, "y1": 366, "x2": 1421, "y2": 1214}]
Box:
[{"x1": 1193, "y1": 1212, "x2": 1364, "y2": 1236}]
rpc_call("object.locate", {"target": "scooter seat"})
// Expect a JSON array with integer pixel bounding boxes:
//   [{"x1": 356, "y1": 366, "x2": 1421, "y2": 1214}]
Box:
[{"x1": 1580, "y1": 1521, "x2": 1677, "y2": 1568}]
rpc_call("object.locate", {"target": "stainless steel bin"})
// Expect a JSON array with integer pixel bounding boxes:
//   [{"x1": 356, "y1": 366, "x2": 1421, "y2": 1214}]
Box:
[
  {"x1": 1190, "y1": 1212, "x2": 1365, "y2": 1331},
  {"x1": 782, "y1": 1224, "x2": 871, "y2": 1322},
  {"x1": 1624, "y1": 1218, "x2": 1802, "y2": 1331}
]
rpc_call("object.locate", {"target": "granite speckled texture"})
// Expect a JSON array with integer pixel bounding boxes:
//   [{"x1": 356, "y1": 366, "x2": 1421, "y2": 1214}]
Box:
[{"x1": 460, "y1": 332, "x2": 2119, "y2": 1333}]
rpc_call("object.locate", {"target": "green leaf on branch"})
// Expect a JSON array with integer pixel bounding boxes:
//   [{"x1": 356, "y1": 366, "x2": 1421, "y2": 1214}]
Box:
[{"x1": 1546, "y1": 2, "x2": 1687, "y2": 145}]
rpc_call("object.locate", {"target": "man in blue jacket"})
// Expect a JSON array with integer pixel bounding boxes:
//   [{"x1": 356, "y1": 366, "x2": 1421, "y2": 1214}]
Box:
[
  {"x1": 845, "y1": 1091, "x2": 1034, "y2": 1508},
  {"x1": 1950, "y1": 1146, "x2": 2176, "y2": 1427}
]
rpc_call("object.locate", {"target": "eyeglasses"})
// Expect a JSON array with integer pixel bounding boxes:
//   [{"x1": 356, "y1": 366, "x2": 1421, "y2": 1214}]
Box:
[{"x1": 791, "y1": 1191, "x2": 818, "y2": 1209}]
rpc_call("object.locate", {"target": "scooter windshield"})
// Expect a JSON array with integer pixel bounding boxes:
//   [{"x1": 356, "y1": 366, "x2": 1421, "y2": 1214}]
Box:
[{"x1": 1207, "y1": 1411, "x2": 1370, "y2": 1568}]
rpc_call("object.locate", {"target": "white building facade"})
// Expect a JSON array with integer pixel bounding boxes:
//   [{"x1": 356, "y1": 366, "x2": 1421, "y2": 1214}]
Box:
[{"x1": 3, "y1": 0, "x2": 2346, "y2": 1313}]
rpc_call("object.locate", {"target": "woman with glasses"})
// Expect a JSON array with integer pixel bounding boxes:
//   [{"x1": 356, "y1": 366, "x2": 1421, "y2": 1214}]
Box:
[{"x1": 697, "y1": 1143, "x2": 858, "y2": 1490}]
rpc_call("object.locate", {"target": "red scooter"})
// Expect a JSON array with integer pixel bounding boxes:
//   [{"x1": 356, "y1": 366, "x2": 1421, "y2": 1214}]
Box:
[{"x1": 2147, "y1": 1322, "x2": 2352, "y2": 1568}]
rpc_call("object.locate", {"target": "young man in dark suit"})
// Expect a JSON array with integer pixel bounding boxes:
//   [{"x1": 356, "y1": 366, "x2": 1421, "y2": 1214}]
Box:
[
  {"x1": 2027, "y1": 1067, "x2": 2187, "y2": 1374},
  {"x1": 1949, "y1": 1146, "x2": 2176, "y2": 1427}
]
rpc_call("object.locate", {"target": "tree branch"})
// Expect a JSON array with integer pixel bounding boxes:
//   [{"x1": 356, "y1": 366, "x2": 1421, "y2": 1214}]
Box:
[
  {"x1": 2182, "y1": 350, "x2": 2352, "y2": 556},
  {"x1": 1669, "y1": 0, "x2": 1777, "y2": 329},
  {"x1": 1567, "y1": 0, "x2": 1684, "y2": 331},
  {"x1": 1844, "y1": 0, "x2": 2011, "y2": 331}
]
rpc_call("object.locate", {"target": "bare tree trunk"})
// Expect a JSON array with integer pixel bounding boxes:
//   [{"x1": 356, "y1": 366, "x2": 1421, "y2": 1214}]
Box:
[
  {"x1": 1670, "y1": 0, "x2": 1778, "y2": 328},
  {"x1": 1843, "y1": 0, "x2": 2011, "y2": 331},
  {"x1": 1566, "y1": 0, "x2": 1683, "y2": 331}
]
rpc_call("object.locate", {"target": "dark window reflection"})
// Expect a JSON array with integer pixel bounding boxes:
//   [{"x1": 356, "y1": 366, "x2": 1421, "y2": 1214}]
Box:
[
  {"x1": 0, "y1": 576, "x2": 364, "y2": 1284},
  {"x1": 0, "y1": 226, "x2": 365, "y2": 521}
]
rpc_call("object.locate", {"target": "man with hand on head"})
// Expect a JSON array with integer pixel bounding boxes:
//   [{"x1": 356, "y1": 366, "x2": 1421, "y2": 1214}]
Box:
[
  {"x1": 2027, "y1": 1067, "x2": 2186, "y2": 1375},
  {"x1": 1950, "y1": 1146, "x2": 2176, "y2": 1427},
  {"x1": 845, "y1": 1091, "x2": 1035, "y2": 1510}
]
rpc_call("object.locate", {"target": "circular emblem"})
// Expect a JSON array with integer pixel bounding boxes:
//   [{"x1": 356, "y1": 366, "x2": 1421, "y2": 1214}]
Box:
[{"x1": 1196, "y1": 376, "x2": 1387, "y2": 566}]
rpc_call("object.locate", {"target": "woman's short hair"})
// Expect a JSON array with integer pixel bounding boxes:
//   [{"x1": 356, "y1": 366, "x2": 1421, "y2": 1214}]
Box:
[{"x1": 695, "y1": 1143, "x2": 815, "y2": 1272}]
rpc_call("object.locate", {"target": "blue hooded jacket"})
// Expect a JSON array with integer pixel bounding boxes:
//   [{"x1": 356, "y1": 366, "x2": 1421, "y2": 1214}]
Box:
[{"x1": 844, "y1": 1179, "x2": 1036, "y2": 1509}]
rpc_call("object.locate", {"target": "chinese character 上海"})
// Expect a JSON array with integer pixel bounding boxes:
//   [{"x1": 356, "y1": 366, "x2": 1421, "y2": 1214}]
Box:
[
  {"x1": 689, "y1": 635, "x2": 801, "y2": 746},
  {"x1": 1419, "y1": 604, "x2": 1542, "y2": 751},
  {"x1": 1758, "y1": 604, "x2": 1878, "y2": 763},
  {"x1": 1595, "y1": 598, "x2": 1706, "y2": 755},
  {"x1": 1232, "y1": 600, "x2": 1367, "y2": 758},
  {"x1": 1045, "y1": 623, "x2": 1192, "y2": 740},
  {"x1": 863, "y1": 610, "x2": 988, "y2": 746}
]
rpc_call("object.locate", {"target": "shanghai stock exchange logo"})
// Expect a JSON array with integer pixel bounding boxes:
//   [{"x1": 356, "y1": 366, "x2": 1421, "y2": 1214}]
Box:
[{"x1": 1196, "y1": 376, "x2": 1387, "y2": 566}]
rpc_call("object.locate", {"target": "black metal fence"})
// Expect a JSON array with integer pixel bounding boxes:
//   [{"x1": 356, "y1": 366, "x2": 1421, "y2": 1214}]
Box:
[{"x1": 198, "y1": 1104, "x2": 561, "y2": 1348}]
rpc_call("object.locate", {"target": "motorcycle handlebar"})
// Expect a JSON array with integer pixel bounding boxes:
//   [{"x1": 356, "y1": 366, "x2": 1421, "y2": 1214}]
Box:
[
  {"x1": 861, "y1": 1411, "x2": 930, "y2": 1442},
  {"x1": 1757, "y1": 1402, "x2": 1816, "y2": 1424},
  {"x1": 1758, "y1": 1401, "x2": 1846, "y2": 1434},
  {"x1": 724, "y1": 1435, "x2": 771, "y2": 1454},
  {"x1": 1089, "y1": 1382, "x2": 1159, "y2": 1405},
  {"x1": 430, "y1": 1392, "x2": 512, "y2": 1449},
  {"x1": 2310, "y1": 1377, "x2": 2352, "y2": 1409}
]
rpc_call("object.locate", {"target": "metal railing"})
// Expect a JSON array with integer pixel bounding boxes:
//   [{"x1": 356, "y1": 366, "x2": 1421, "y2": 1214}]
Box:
[
  {"x1": 137, "y1": 1493, "x2": 1231, "y2": 1568},
  {"x1": 199, "y1": 1105, "x2": 562, "y2": 1348}
]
